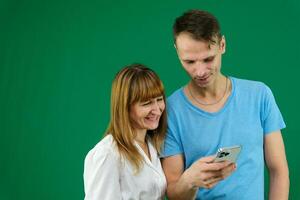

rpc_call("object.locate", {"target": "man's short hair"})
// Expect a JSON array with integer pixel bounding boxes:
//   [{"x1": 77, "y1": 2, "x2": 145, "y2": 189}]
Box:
[{"x1": 173, "y1": 10, "x2": 222, "y2": 45}]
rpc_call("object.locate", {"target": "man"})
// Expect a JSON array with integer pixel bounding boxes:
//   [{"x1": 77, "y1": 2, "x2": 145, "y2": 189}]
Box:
[{"x1": 161, "y1": 10, "x2": 289, "y2": 200}]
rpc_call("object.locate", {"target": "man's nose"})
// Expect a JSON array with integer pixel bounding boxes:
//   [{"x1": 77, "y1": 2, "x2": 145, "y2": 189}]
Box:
[{"x1": 194, "y1": 62, "x2": 208, "y2": 77}]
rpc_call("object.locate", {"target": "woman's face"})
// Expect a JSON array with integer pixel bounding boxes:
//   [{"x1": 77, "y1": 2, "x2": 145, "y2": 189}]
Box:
[{"x1": 130, "y1": 96, "x2": 165, "y2": 132}]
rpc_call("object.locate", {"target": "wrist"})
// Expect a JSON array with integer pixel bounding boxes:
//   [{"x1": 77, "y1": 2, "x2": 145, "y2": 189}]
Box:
[{"x1": 181, "y1": 170, "x2": 198, "y2": 190}]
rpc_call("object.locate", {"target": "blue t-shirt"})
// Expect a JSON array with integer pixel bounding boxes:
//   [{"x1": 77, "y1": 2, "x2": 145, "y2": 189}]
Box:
[{"x1": 162, "y1": 77, "x2": 286, "y2": 200}]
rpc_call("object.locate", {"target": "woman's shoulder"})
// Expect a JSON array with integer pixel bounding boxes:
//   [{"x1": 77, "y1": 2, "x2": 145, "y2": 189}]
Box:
[{"x1": 84, "y1": 135, "x2": 119, "y2": 164}]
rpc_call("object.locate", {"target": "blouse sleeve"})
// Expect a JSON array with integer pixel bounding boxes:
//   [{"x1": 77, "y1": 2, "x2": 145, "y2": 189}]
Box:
[{"x1": 83, "y1": 146, "x2": 121, "y2": 200}]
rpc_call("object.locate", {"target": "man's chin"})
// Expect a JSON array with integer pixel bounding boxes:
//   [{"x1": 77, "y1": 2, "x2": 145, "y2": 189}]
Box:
[
  {"x1": 195, "y1": 81, "x2": 211, "y2": 88},
  {"x1": 194, "y1": 75, "x2": 216, "y2": 88}
]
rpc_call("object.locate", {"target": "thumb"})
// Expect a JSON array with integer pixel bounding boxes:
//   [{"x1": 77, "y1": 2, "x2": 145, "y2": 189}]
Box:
[{"x1": 199, "y1": 155, "x2": 216, "y2": 163}]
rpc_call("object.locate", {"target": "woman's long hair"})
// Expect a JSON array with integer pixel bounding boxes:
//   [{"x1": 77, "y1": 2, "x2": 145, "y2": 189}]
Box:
[{"x1": 105, "y1": 63, "x2": 167, "y2": 173}]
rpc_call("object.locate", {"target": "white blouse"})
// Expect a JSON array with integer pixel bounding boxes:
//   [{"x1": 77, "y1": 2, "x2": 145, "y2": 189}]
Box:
[{"x1": 83, "y1": 135, "x2": 167, "y2": 200}]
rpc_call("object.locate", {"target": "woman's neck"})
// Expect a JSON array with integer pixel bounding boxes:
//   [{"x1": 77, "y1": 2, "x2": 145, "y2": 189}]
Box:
[{"x1": 134, "y1": 129, "x2": 147, "y2": 144}]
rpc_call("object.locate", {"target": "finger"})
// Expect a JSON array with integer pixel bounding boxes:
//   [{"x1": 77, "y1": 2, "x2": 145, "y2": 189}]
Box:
[
  {"x1": 199, "y1": 155, "x2": 216, "y2": 163},
  {"x1": 201, "y1": 170, "x2": 223, "y2": 180},
  {"x1": 203, "y1": 175, "x2": 222, "y2": 185},
  {"x1": 221, "y1": 163, "x2": 236, "y2": 178},
  {"x1": 206, "y1": 177, "x2": 223, "y2": 189},
  {"x1": 202, "y1": 176, "x2": 223, "y2": 189},
  {"x1": 203, "y1": 164, "x2": 236, "y2": 185},
  {"x1": 224, "y1": 163, "x2": 236, "y2": 172},
  {"x1": 201, "y1": 161, "x2": 231, "y2": 171}
]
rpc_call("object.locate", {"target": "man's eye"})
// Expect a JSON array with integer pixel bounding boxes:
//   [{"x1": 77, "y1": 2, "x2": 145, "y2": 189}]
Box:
[
  {"x1": 204, "y1": 57, "x2": 214, "y2": 63},
  {"x1": 185, "y1": 60, "x2": 195, "y2": 64}
]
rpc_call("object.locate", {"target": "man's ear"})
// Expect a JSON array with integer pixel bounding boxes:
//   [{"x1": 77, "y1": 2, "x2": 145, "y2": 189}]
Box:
[
  {"x1": 174, "y1": 43, "x2": 177, "y2": 50},
  {"x1": 174, "y1": 43, "x2": 179, "y2": 56},
  {"x1": 220, "y1": 35, "x2": 226, "y2": 54}
]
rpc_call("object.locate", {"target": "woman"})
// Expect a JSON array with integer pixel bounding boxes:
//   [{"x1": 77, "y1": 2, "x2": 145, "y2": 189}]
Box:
[{"x1": 84, "y1": 64, "x2": 167, "y2": 200}]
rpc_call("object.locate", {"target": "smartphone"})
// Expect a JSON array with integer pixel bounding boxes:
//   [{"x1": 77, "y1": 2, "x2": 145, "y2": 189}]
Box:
[{"x1": 213, "y1": 145, "x2": 242, "y2": 163}]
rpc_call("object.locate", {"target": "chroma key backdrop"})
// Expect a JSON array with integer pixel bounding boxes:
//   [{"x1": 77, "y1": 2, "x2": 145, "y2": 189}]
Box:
[{"x1": 1, "y1": 0, "x2": 299, "y2": 199}]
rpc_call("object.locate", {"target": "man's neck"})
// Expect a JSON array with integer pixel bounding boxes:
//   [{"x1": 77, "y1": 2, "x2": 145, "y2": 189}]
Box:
[
  {"x1": 185, "y1": 75, "x2": 231, "y2": 112},
  {"x1": 190, "y1": 74, "x2": 226, "y2": 98}
]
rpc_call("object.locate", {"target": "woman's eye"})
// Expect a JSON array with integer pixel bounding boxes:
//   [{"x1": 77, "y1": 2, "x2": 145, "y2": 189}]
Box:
[{"x1": 141, "y1": 101, "x2": 151, "y2": 106}]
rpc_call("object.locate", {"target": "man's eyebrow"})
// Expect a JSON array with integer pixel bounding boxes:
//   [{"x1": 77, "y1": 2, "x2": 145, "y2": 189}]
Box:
[
  {"x1": 204, "y1": 55, "x2": 216, "y2": 60},
  {"x1": 182, "y1": 58, "x2": 195, "y2": 60},
  {"x1": 182, "y1": 58, "x2": 194, "y2": 61}
]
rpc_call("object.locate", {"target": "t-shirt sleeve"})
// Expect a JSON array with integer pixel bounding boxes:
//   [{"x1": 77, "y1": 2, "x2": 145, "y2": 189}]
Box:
[
  {"x1": 83, "y1": 146, "x2": 122, "y2": 200},
  {"x1": 261, "y1": 84, "x2": 286, "y2": 135},
  {"x1": 161, "y1": 106, "x2": 184, "y2": 157}
]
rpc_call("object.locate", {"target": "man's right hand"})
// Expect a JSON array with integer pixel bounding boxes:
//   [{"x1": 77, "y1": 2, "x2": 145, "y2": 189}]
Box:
[
  {"x1": 162, "y1": 154, "x2": 236, "y2": 200},
  {"x1": 182, "y1": 156, "x2": 236, "y2": 189}
]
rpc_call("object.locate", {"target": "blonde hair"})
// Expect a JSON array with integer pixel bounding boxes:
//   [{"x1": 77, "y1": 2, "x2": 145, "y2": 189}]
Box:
[{"x1": 105, "y1": 64, "x2": 167, "y2": 173}]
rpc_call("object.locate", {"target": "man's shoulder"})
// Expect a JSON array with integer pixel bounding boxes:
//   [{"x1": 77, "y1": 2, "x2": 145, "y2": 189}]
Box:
[
  {"x1": 167, "y1": 87, "x2": 184, "y2": 103},
  {"x1": 232, "y1": 77, "x2": 268, "y2": 92},
  {"x1": 232, "y1": 76, "x2": 265, "y2": 86}
]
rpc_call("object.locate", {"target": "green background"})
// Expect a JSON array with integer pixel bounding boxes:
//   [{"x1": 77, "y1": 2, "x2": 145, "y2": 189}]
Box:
[{"x1": 1, "y1": 0, "x2": 299, "y2": 199}]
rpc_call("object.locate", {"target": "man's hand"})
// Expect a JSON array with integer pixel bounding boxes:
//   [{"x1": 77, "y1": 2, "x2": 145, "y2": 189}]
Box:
[
  {"x1": 182, "y1": 156, "x2": 236, "y2": 189},
  {"x1": 162, "y1": 154, "x2": 237, "y2": 200}
]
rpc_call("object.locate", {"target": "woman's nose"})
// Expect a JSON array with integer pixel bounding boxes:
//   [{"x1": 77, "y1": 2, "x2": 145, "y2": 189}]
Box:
[{"x1": 151, "y1": 102, "x2": 162, "y2": 114}]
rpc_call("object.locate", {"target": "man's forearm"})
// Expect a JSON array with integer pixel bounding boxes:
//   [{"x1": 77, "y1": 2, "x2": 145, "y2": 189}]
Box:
[
  {"x1": 268, "y1": 170, "x2": 289, "y2": 200},
  {"x1": 166, "y1": 176, "x2": 198, "y2": 200}
]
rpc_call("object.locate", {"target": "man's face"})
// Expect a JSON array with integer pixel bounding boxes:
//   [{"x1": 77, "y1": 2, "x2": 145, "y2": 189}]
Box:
[{"x1": 175, "y1": 32, "x2": 226, "y2": 88}]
